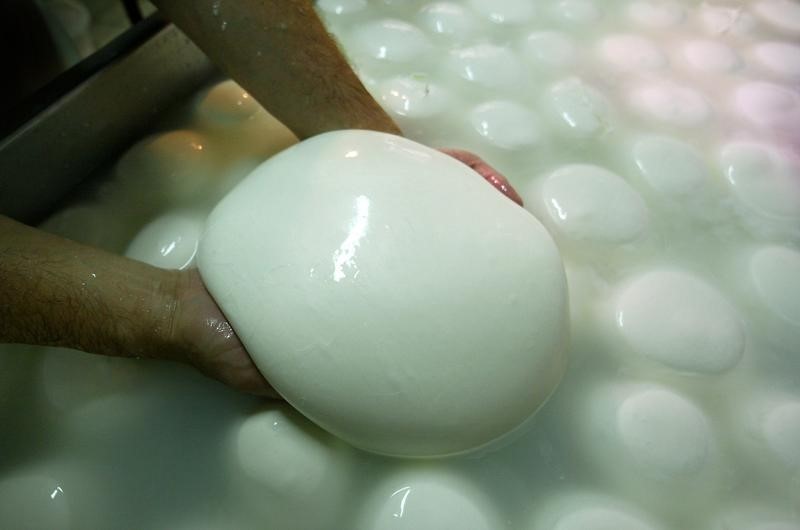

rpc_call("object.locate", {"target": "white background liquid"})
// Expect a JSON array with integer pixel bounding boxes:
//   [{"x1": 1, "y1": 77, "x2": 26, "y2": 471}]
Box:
[{"x1": 2, "y1": 0, "x2": 799, "y2": 528}]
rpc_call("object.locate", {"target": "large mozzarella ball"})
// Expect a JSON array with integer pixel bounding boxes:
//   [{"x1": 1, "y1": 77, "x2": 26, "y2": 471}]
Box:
[{"x1": 199, "y1": 130, "x2": 568, "y2": 457}]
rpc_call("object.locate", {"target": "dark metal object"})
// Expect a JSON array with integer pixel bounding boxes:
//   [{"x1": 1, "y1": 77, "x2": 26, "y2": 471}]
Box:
[
  {"x1": 0, "y1": 17, "x2": 215, "y2": 224},
  {"x1": 122, "y1": 0, "x2": 144, "y2": 24}
]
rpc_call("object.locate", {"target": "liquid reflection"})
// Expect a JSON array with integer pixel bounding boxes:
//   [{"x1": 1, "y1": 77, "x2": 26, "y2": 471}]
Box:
[
  {"x1": 160, "y1": 240, "x2": 178, "y2": 257},
  {"x1": 384, "y1": 136, "x2": 431, "y2": 163},
  {"x1": 549, "y1": 198, "x2": 568, "y2": 220},
  {"x1": 390, "y1": 486, "x2": 412, "y2": 518},
  {"x1": 332, "y1": 195, "x2": 370, "y2": 282}
]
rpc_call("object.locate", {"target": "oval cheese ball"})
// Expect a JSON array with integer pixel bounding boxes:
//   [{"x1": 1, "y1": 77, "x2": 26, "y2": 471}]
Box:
[{"x1": 198, "y1": 130, "x2": 568, "y2": 457}]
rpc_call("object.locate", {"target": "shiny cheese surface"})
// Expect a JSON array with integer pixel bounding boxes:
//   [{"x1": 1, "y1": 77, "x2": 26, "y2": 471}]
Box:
[{"x1": 198, "y1": 130, "x2": 568, "y2": 457}]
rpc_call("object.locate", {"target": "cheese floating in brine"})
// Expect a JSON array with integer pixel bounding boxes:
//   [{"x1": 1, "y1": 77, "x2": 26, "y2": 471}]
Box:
[{"x1": 199, "y1": 130, "x2": 569, "y2": 457}]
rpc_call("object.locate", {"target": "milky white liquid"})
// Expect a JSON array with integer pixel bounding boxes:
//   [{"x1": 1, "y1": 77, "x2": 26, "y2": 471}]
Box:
[{"x1": 1, "y1": 1, "x2": 799, "y2": 528}]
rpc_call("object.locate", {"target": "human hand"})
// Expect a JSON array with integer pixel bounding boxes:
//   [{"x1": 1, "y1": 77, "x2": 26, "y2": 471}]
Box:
[
  {"x1": 439, "y1": 148, "x2": 524, "y2": 206},
  {"x1": 168, "y1": 268, "x2": 278, "y2": 398},
  {"x1": 0, "y1": 214, "x2": 273, "y2": 398}
]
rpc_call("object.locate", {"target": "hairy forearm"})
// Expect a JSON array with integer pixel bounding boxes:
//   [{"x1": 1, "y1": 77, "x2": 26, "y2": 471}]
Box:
[
  {"x1": 151, "y1": 0, "x2": 401, "y2": 139},
  {"x1": 0, "y1": 215, "x2": 178, "y2": 359}
]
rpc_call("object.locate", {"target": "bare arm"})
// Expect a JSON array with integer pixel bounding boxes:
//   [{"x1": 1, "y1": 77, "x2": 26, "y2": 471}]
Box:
[
  {"x1": 0, "y1": 215, "x2": 274, "y2": 396},
  {"x1": 150, "y1": 0, "x2": 401, "y2": 139},
  {"x1": 0, "y1": 215, "x2": 176, "y2": 356}
]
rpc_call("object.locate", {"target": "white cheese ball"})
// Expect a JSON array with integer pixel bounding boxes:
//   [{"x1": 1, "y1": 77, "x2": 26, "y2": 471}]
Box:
[
  {"x1": 199, "y1": 130, "x2": 569, "y2": 457},
  {"x1": 528, "y1": 492, "x2": 664, "y2": 530},
  {"x1": 613, "y1": 270, "x2": 745, "y2": 374},
  {"x1": 0, "y1": 474, "x2": 70, "y2": 529},
  {"x1": 228, "y1": 405, "x2": 353, "y2": 528},
  {"x1": 125, "y1": 212, "x2": 204, "y2": 270},
  {"x1": 356, "y1": 468, "x2": 503, "y2": 530}
]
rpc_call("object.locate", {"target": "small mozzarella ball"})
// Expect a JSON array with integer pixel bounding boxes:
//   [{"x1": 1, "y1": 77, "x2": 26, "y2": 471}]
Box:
[
  {"x1": 446, "y1": 44, "x2": 524, "y2": 89},
  {"x1": 370, "y1": 0, "x2": 412, "y2": 11},
  {"x1": 316, "y1": 0, "x2": 367, "y2": 16},
  {"x1": 125, "y1": 212, "x2": 204, "y2": 270},
  {"x1": 734, "y1": 81, "x2": 800, "y2": 132},
  {"x1": 753, "y1": 0, "x2": 800, "y2": 35},
  {"x1": 521, "y1": 31, "x2": 577, "y2": 69},
  {"x1": 630, "y1": 82, "x2": 712, "y2": 127},
  {"x1": 570, "y1": 379, "x2": 726, "y2": 516},
  {"x1": 628, "y1": 0, "x2": 685, "y2": 28},
  {"x1": 113, "y1": 130, "x2": 222, "y2": 213},
  {"x1": 467, "y1": 0, "x2": 535, "y2": 25},
  {"x1": 417, "y1": 2, "x2": 480, "y2": 41},
  {"x1": 708, "y1": 504, "x2": 800, "y2": 530},
  {"x1": 469, "y1": 100, "x2": 542, "y2": 150},
  {"x1": 749, "y1": 246, "x2": 800, "y2": 327},
  {"x1": 544, "y1": 77, "x2": 613, "y2": 137},
  {"x1": 351, "y1": 19, "x2": 431, "y2": 63},
  {"x1": 227, "y1": 107, "x2": 298, "y2": 160},
  {"x1": 194, "y1": 80, "x2": 260, "y2": 126},
  {"x1": 356, "y1": 468, "x2": 502, "y2": 530},
  {"x1": 599, "y1": 34, "x2": 668, "y2": 71},
  {"x1": 733, "y1": 391, "x2": 800, "y2": 483},
  {"x1": 529, "y1": 492, "x2": 664, "y2": 530},
  {"x1": 378, "y1": 75, "x2": 450, "y2": 119},
  {"x1": 529, "y1": 164, "x2": 648, "y2": 244},
  {"x1": 618, "y1": 388, "x2": 712, "y2": 478},
  {"x1": 614, "y1": 270, "x2": 745, "y2": 374},
  {"x1": 683, "y1": 40, "x2": 740, "y2": 73},
  {"x1": 762, "y1": 400, "x2": 800, "y2": 469},
  {"x1": 38, "y1": 347, "x2": 144, "y2": 412},
  {"x1": 751, "y1": 42, "x2": 800, "y2": 79},
  {"x1": 192, "y1": 82, "x2": 297, "y2": 162},
  {"x1": 0, "y1": 345, "x2": 49, "y2": 433},
  {"x1": 632, "y1": 135, "x2": 709, "y2": 195},
  {"x1": 699, "y1": 5, "x2": 757, "y2": 36},
  {"x1": 61, "y1": 390, "x2": 157, "y2": 444},
  {"x1": 551, "y1": 0, "x2": 601, "y2": 24},
  {"x1": 228, "y1": 405, "x2": 352, "y2": 529},
  {"x1": 0, "y1": 459, "x2": 110, "y2": 529},
  {"x1": 720, "y1": 142, "x2": 800, "y2": 220},
  {"x1": 39, "y1": 202, "x2": 131, "y2": 253},
  {"x1": 232, "y1": 405, "x2": 350, "y2": 498},
  {"x1": 578, "y1": 382, "x2": 717, "y2": 482},
  {"x1": 0, "y1": 474, "x2": 70, "y2": 529},
  {"x1": 157, "y1": 517, "x2": 237, "y2": 530}
]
